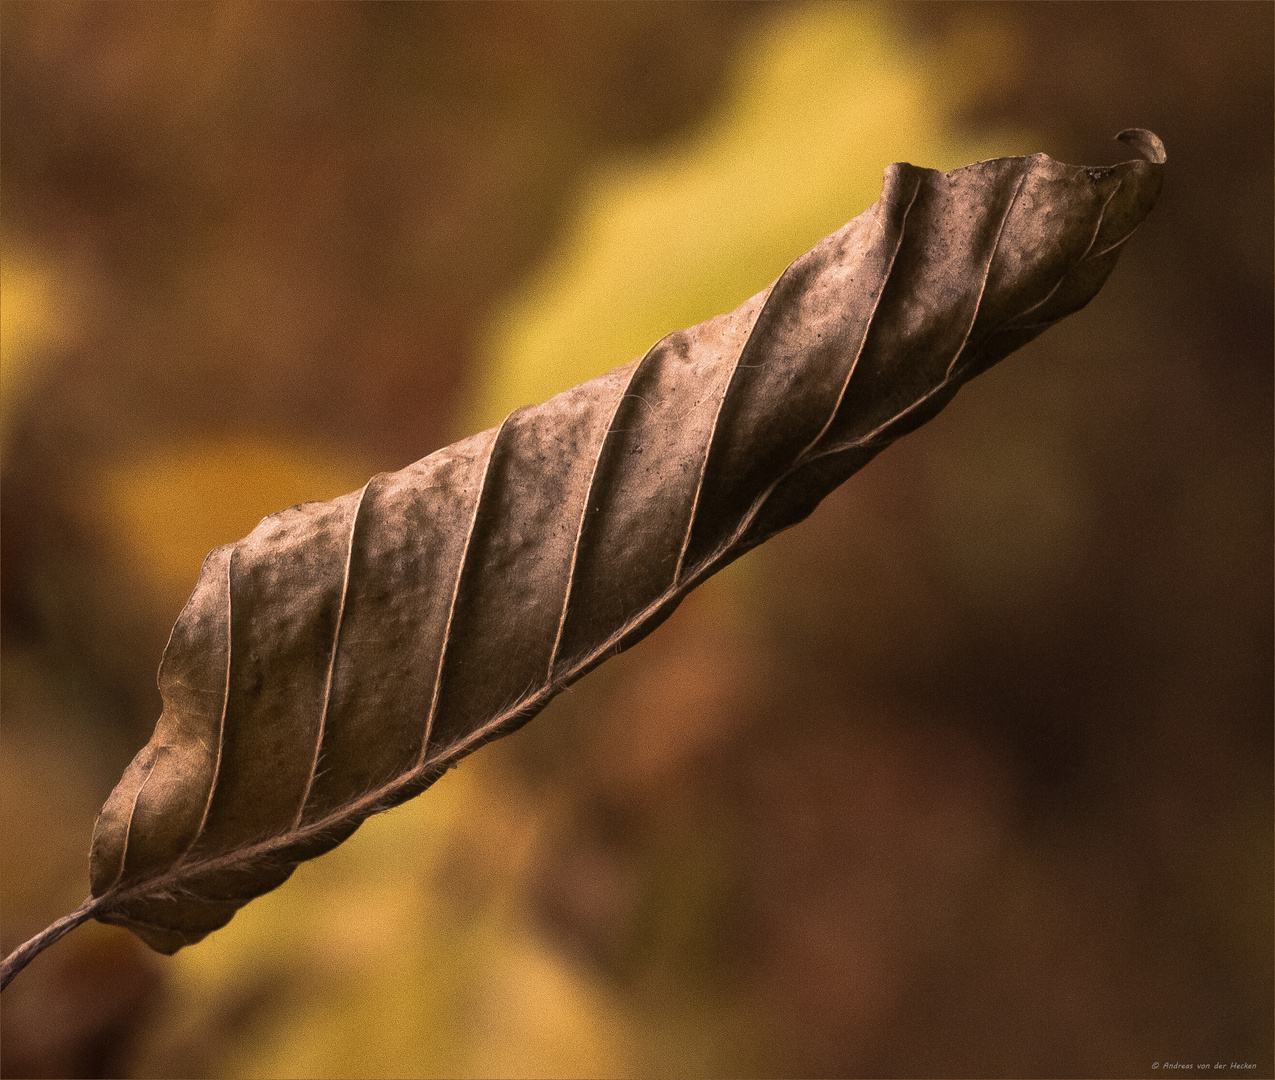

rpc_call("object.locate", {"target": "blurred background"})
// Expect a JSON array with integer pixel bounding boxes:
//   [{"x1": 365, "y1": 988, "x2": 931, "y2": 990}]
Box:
[{"x1": 1, "y1": 3, "x2": 1270, "y2": 1077}]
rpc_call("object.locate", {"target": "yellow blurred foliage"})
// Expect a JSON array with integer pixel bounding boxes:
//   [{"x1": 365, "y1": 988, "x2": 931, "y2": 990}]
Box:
[
  {"x1": 134, "y1": 757, "x2": 636, "y2": 1080},
  {"x1": 91, "y1": 437, "x2": 374, "y2": 613},
  {"x1": 470, "y1": 3, "x2": 1030, "y2": 432},
  {"x1": 0, "y1": 246, "x2": 70, "y2": 456}
]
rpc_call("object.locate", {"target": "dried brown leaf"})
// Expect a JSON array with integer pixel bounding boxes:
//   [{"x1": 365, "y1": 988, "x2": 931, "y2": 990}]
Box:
[{"x1": 1, "y1": 132, "x2": 1164, "y2": 987}]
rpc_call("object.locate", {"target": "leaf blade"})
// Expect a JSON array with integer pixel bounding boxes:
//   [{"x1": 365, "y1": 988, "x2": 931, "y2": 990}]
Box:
[{"x1": 86, "y1": 137, "x2": 1164, "y2": 955}]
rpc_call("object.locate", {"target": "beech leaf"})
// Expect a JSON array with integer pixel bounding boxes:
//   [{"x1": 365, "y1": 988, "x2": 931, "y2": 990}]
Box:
[{"x1": 1, "y1": 132, "x2": 1164, "y2": 989}]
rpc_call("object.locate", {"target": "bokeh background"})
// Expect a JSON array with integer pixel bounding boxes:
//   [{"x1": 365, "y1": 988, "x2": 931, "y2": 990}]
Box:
[{"x1": 1, "y1": 3, "x2": 1270, "y2": 1077}]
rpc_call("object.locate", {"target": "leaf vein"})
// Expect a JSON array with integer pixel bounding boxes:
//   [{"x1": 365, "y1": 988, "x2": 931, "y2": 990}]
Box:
[
  {"x1": 944, "y1": 170, "x2": 1029, "y2": 380},
  {"x1": 295, "y1": 480, "x2": 371, "y2": 829},
  {"x1": 108, "y1": 753, "x2": 161, "y2": 891},
  {"x1": 419, "y1": 418, "x2": 509, "y2": 763},
  {"x1": 547, "y1": 360, "x2": 642, "y2": 680},
  {"x1": 700, "y1": 171, "x2": 922, "y2": 566},
  {"x1": 175, "y1": 547, "x2": 233, "y2": 865}
]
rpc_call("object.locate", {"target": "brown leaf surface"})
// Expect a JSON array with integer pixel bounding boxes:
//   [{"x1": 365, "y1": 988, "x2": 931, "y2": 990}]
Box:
[{"x1": 61, "y1": 133, "x2": 1163, "y2": 960}]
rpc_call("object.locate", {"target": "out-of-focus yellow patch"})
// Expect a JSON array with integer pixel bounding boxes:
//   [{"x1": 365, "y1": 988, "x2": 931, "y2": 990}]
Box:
[
  {"x1": 0, "y1": 247, "x2": 68, "y2": 455},
  {"x1": 469, "y1": 3, "x2": 1031, "y2": 433},
  {"x1": 92, "y1": 437, "x2": 373, "y2": 612},
  {"x1": 465, "y1": 0, "x2": 1033, "y2": 665},
  {"x1": 136, "y1": 756, "x2": 636, "y2": 1080}
]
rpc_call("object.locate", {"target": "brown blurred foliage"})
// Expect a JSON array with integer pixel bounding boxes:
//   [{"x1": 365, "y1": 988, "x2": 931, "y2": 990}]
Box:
[{"x1": 2, "y1": 3, "x2": 1271, "y2": 1078}]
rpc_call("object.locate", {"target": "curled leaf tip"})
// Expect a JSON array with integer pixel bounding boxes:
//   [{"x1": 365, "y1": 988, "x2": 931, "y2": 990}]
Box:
[{"x1": 1116, "y1": 128, "x2": 1167, "y2": 164}]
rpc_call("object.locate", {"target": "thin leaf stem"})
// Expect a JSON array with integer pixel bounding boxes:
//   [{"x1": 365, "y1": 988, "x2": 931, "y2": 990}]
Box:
[{"x1": 1, "y1": 895, "x2": 101, "y2": 991}]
